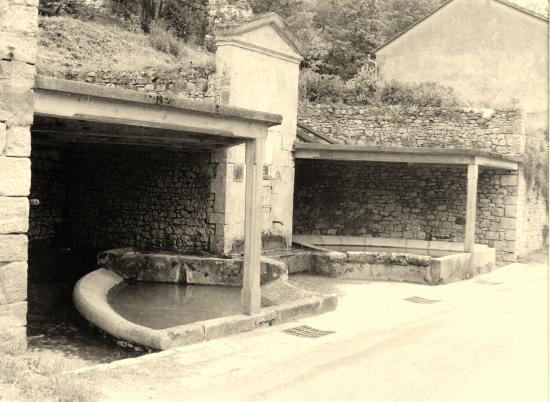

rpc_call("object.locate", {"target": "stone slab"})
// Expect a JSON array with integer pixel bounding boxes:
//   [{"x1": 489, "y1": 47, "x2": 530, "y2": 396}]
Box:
[
  {"x1": 0, "y1": 262, "x2": 27, "y2": 304},
  {"x1": 156, "y1": 324, "x2": 205, "y2": 350},
  {"x1": 0, "y1": 301, "x2": 27, "y2": 326},
  {"x1": 0, "y1": 156, "x2": 30, "y2": 196},
  {"x1": 0, "y1": 196, "x2": 28, "y2": 233},
  {"x1": 203, "y1": 315, "x2": 256, "y2": 340},
  {"x1": 0, "y1": 234, "x2": 28, "y2": 262},
  {"x1": 5, "y1": 125, "x2": 30, "y2": 157}
]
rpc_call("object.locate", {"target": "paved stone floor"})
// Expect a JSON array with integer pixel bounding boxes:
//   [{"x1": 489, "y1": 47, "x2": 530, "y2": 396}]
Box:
[{"x1": 78, "y1": 258, "x2": 548, "y2": 402}]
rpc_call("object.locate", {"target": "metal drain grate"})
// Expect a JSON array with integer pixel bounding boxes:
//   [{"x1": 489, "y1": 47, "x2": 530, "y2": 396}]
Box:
[
  {"x1": 283, "y1": 325, "x2": 335, "y2": 338},
  {"x1": 475, "y1": 279, "x2": 503, "y2": 285},
  {"x1": 405, "y1": 296, "x2": 441, "y2": 304}
]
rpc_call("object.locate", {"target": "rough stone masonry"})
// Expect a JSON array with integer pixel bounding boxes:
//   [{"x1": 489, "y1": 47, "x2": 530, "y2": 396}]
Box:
[
  {"x1": 28, "y1": 145, "x2": 217, "y2": 282},
  {"x1": 295, "y1": 103, "x2": 547, "y2": 262},
  {"x1": 1, "y1": 0, "x2": 38, "y2": 353}
]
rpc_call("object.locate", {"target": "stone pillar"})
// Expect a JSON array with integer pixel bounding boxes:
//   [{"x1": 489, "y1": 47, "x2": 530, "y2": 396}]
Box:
[
  {"x1": 211, "y1": 14, "x2": 302, "y2": 255},
  {"x1": 464, "y1": 164, "x2": 478, "y2": 252},
  {"x1": 0, "y1": 0, "x2": 37, "y2": 353},
  {"x1": 242, "y1": 137, "x2": 265, "y2": 314}
]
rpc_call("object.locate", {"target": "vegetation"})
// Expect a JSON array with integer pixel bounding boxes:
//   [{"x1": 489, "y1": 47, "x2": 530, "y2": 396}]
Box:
[
  {"x1": 249, "y1": 0, "x2": 446, "y2": 79},
  {"x1": 0, "y1": 354, "x2": 97, "y2": 402},
  {"x1": 37, "y1": 16, "x2": 213, "y2": 77},
  {"x1": 300, "y1": 67, "x2": 463, "y2": 107}
]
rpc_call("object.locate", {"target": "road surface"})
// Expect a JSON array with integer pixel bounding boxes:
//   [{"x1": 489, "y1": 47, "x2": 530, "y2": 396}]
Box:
[{"x1": 86, "y1": 261, "x2": 548, "y2": 402}]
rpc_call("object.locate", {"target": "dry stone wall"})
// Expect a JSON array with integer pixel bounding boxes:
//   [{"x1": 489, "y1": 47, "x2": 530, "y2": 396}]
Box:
[
  {"x1": 73, "y1": 67, "x2": 216, "y2": 100},
  {"x1": 64, "y1": 147, "x2": 216, "y2": 253},
  {"x1": 1, "y1": 0, "x2": 38, "y2": 353},
  {"x1": 293, "y1": 160, "x2": 522, "y2": 262},
  {"x1": 298, "y1": 103, "x2": 524, "y2": 155}
]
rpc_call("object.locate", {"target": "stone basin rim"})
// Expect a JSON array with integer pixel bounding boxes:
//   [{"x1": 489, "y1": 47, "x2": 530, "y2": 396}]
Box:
[{"x1": 73, "y1": 268, "x2": 338, "y2": 350}]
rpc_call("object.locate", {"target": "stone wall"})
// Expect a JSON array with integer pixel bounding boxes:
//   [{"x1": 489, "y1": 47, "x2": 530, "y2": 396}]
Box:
[
  {"x1": 476, "y1": 169, "x2": 520, "y2": 262},
  {"x1": 65, "y1": 146, "x2": 216, "y2": 253},
  {"x1": 293, "y1": 160, "x2": 523, "y2": 262},
  {"x1": 1, "y1": 0, "x2": 38, "y2": 353},
  {"x1": 515, "y1": 170, "x2": 549, "y2": 257},
  {"x1": 75, "y1": 67, "x2": 216, "y2": 100},
  {"x1": 521, "y1": 186, "x2": 548, "y2": 255},
  {"x1": 28, "y1": 145, "x2": 217, "y2": 283},
  {"x1": 298, "y1": 103, "x2": 524, "y2": 155},
  {"x1": 29, "y1": 148, "x2": 65, "y2": 242}
]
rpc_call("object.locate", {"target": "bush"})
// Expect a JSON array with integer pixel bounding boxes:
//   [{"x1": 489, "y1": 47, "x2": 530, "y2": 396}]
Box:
[
  {"x1": 160, "y1": 0, "x2": 209, "y2": 44},
  {"x1": 301, "y1": 68, "x2": 463, "y2": 107},
  {"x1": 300, "y1": 69, "x2": 349, "y2": 103},
  {"x1": 148, "y1": 21, "x2": 187, "y2": 58},
  {"x1": 344, "y1": 64, "x2": 380, "y2": 104},
  {"x1": 380, "y1": 80, "x2": 462, "y2": 107}
]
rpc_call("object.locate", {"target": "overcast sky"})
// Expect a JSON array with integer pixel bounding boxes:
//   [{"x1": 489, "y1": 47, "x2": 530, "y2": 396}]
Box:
[{"x1": 507, "y1": 0, "x2": 548, "y2": 14}]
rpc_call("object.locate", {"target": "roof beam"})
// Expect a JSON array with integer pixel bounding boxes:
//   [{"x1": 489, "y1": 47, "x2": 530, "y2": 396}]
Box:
[
  {"x1": 294, "y1": 143, "x2": 519, "y2": 170},
  {"x1": 33, "y1": 76, "x2": 281, "y2": 142}
]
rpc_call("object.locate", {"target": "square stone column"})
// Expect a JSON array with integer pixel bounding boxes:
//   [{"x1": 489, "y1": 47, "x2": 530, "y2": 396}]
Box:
[{"x1": 0, "y1": 0, "x2": 38, "y2": 353}]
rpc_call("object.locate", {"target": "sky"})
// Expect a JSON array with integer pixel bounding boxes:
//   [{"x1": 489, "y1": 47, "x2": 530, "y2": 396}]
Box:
[{"x1": 506, "y1": 0, "x2": 548, "y2": 15}]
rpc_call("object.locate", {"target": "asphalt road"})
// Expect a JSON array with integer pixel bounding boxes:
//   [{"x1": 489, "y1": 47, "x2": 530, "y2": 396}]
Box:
[{"x1": 91, "y1": 261, "x2": 548, "y2": 402}]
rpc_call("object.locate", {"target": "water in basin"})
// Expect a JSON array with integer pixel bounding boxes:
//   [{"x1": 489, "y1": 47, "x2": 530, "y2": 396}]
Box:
[{"x1": 108, "y1": 282, "x2": 270, "y2": 330}]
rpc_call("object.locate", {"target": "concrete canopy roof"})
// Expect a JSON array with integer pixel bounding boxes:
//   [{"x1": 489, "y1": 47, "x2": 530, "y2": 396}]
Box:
[
  {"x1": 32, "y1": 76, "x2": 282, "y2": 150},
  {"x1": 294, "y1": 142, "x2": 521, "y2": 170}
]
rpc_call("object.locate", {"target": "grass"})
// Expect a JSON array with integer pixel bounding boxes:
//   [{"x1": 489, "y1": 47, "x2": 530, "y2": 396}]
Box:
[
  {"x1": 0, "y1": 353, "x2": 98, "y2": 402},
  {"x1": 37, "y1": 16, "x2": 214, "y2": 78}
]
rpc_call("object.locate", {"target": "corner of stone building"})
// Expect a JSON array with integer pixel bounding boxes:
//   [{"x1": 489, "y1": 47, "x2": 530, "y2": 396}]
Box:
[{"x1": 0, "y1": 0, "x2": 38, "y2": 354}]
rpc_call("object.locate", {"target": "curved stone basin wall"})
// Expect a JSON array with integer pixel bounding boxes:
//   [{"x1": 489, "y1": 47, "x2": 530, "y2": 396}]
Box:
[
  {"x1": 73, "y1": 250, "x2": 337, "y2": 350},
  {"x1": 97, "y1": 248, "x2": 288, "y2": 286}
]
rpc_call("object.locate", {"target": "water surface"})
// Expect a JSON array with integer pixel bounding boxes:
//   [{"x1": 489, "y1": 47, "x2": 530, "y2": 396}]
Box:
[{"x1": 109, "y1": 282, "x2": 269, "y2": 330}]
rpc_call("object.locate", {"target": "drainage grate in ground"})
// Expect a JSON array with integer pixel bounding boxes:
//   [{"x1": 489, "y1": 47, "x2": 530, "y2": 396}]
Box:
[
  {"x1": 282, "y1": 325, "x2": 335, "y2": 338},
  {"x1": 475, "y1": 279, "x2": 503, "y2": 285},
  {"x1": 405, "y1": 296, "x2": 441, "y2": 304}
]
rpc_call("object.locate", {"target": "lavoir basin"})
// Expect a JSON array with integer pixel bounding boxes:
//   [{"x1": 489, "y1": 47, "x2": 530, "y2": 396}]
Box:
[{"x1": 73, "y1": 249, "x2": 338, "y2": 350}]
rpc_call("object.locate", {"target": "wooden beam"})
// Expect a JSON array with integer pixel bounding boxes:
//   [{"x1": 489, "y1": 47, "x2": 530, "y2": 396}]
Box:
[
  {"x1": 242, "y1": 137, "x2": 265, "y2": 315},
  {"x1": 464, "y1": 164, "x2": 479, "y2": 253}
]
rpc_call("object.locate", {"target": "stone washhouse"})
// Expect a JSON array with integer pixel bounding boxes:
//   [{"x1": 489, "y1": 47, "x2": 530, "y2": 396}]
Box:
[{"x1": 1, "y1": 6, "x2": 548, "y2": 353}]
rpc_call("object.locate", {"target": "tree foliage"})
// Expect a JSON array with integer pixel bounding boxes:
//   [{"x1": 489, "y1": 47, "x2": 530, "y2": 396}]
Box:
[
  {"x1": 40, "y1": 0, "x2": 447, "y2": 78},
  {"x1": 248, "y1": 0, "x2": 445, "y2": 79}
]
